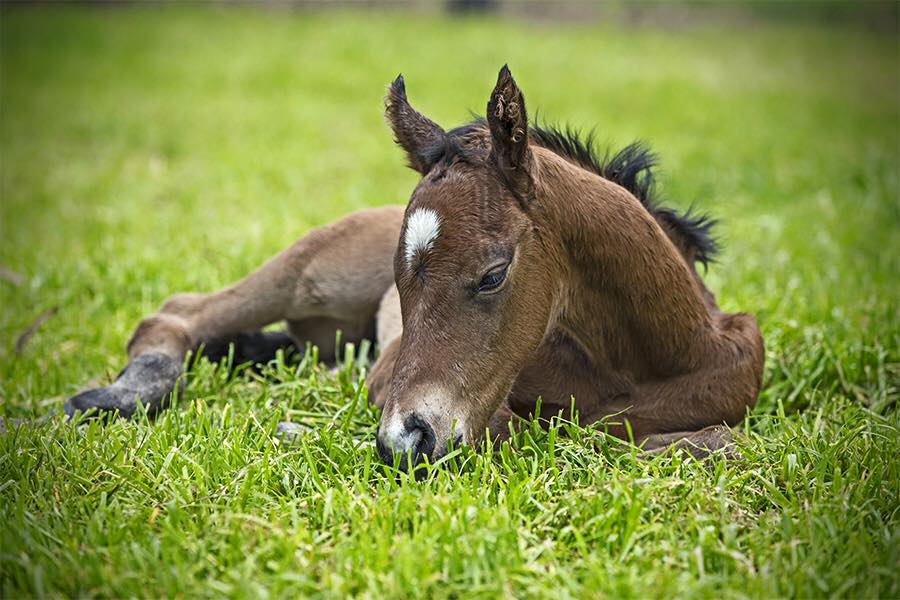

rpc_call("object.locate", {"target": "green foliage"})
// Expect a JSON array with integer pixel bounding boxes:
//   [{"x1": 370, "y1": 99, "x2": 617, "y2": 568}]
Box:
[{"x1": 1, "y1": 7, "x2": 897, "y2": 598}]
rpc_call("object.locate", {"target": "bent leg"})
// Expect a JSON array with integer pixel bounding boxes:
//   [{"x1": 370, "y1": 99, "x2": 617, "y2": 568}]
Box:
[
  {"x1": 640, "y1": 426, "x2": 741, "y2": 459},
  {"x1": 65, "y1": 205, "x2": 404, "y2": 420},
  {"x1": 367, "y1": 337, "x2": 399, "y2": 410},
  {"x1": 614, "y1": 312, "x2": 764, "y2": 440},
  {"x1": 366, "y1": 285, "x2": 403, "y2": 409},
  {"x1": 582, "y1": 312, "x2": 764, "y2": 456},
  {"x1": 503, "y1": 314, "x2": 763, "y2": 457}
]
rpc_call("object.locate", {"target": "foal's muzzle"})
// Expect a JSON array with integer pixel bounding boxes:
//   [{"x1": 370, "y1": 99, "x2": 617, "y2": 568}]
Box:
[{"x1": 376, "y1": 413, "x2": 436, "y2": 470}]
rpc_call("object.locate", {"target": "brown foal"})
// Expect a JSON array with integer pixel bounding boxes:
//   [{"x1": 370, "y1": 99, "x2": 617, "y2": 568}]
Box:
[{"x1": 64, "y1": 67, "x2": 764, "y2": 469}]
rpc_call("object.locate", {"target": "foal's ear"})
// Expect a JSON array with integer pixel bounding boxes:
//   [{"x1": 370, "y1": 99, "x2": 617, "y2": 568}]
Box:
[
  {"x1": 385, "y1": 74, "x2": 446, "y2": 175},
  {"x1": 487, "y1": 65, "x2": 532, "y2": 196}
]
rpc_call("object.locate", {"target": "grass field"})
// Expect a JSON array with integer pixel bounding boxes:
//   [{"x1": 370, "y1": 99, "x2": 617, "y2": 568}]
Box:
[{"x1": 1, "y1": 6, "x2": 898, "y2": 598}]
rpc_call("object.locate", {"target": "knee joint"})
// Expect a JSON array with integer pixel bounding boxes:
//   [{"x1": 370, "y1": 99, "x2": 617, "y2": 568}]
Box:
[{"x1": 127, "y1": 314, "x2": 192, "y2": 360}]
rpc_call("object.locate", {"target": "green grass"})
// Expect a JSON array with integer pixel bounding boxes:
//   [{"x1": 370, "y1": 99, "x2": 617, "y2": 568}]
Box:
[{"x1": 1, "y1": 6, "x2": 898, "y2": 598}]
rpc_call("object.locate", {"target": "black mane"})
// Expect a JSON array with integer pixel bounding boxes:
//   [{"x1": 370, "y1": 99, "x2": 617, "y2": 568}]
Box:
[
  {"x1": 443, "y1": 120, "x2": 719, "y2": 267},
  {"x1": 528, "y1": 124, "x2": 719, "y2": 267}
]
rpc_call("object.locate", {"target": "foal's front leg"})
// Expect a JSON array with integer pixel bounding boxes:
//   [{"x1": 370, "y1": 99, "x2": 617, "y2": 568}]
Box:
[
  {"x1": 587, "y1": 312, "x2": 765, "y2": 457},
  {"x1": 65, "y1": 206, "x2": 404, "y2": 420},
  {"x1": 639, "y1": 426, "x2": 740, "y2": 459}
]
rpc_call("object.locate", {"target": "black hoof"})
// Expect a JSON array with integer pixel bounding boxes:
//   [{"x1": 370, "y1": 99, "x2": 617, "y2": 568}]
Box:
[
  {"x1": 64, "y1": 353, "x2": 183, "y2": 421},
  {"x1": 199, "y1": 331, "x2": 298, "y2": 370},
  {"x1": 64, "y1": 387, "x2": 137, "y2": 419}
]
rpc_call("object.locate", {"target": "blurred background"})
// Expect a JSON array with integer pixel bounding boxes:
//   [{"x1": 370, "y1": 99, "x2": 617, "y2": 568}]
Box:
[{"x1": 0, "y1": 1, "x2": 897, "y2": 412}]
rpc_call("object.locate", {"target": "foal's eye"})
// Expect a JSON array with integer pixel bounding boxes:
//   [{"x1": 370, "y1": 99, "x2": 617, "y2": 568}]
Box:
[{"x1": 477, "y1": 263, "x2": 509, "y2": 293}]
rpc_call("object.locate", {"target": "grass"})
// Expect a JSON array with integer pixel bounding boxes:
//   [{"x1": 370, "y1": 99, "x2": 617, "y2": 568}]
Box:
[{"x1": 1, "y1": 6, "x2": 898, "y2": 598}]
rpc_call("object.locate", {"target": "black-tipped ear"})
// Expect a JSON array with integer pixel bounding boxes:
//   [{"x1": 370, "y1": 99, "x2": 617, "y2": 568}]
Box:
[
  {"x1": 486, "y1": 65, "x2": 532, "y2": 197},
  {"x1": 385, "y1": 74, "x2": 446, "y2": 175}
]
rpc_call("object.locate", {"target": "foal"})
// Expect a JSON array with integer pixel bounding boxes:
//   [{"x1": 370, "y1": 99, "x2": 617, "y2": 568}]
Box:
[{"x1": 64, "y1": 67, "x2": 764, "y2": 467}]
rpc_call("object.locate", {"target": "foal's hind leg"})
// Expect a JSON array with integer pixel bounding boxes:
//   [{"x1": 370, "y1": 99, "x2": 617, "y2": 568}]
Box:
[{"x1": 65, "y1": 206, "x2": 404, "y2": 419}]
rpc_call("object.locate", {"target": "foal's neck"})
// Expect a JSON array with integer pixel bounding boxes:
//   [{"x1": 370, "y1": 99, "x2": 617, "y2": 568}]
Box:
[{"x1": 533, "y1": 149, "x2": 714, "y2": 374}]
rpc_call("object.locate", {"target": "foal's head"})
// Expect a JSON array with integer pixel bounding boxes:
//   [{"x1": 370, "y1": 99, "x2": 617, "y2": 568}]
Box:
[{"x1": 376, "y1": 67, "x2": 556, "y2": 468}]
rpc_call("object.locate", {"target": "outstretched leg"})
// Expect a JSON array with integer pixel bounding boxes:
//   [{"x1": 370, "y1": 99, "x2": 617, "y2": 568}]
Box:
[{"x1": 65, "y1": 205, "x2": 405, "y2": 419}]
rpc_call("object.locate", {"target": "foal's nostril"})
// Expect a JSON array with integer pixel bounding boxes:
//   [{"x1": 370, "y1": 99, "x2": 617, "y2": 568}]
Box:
[
  {"x1": 376, "y1": 412, "x2": 437, "y2": 468},
  {"x1": 403, "y1": 413, "x2": 436, "y2": 460}
]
